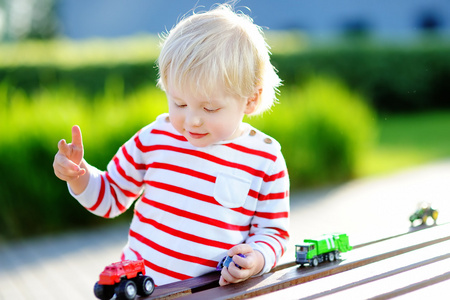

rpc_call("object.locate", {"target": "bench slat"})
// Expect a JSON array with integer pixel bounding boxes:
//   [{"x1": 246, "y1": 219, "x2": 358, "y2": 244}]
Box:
[
  {"x1": 144, "y1": 223, "x2": 450, "y2": 299},
  {"x1": 254, "y1": 239, "x2": 450, "y2": 299},
  {"x1": 317, "y1": 258, "x2": 450, "y2": 300},
  {"x1": 149, "y1": 223, "x2": 449, "y2": 299}
]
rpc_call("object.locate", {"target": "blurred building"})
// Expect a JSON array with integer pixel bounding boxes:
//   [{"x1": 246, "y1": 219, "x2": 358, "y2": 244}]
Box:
[{"x1": 58, "y1": 0, "x2": 450, "y2": 41}]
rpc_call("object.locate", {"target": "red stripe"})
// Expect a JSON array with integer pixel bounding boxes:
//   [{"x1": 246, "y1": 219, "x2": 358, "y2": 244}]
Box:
[
  {"x1": 256, "y1": 240, "x2": 277, "y2": 268},
  {"x1": 87, "y1": 175, "x2": 105, "y2": 211},
  {"x1": 122, "y1": 146, "x2": 146, "y2": 170},
  {"x1": 248, "y1": 189, "x2": 259, "y2": 199},
  {"x1": 134, "y1": 136, "x2": 267, "y2": 178},
  {"x1": 147, "y1": 162, "x2": 216, "y2": 183},
  {"x1": 130, "y1": 229, "x2": 217, "y2": 268},
  {"x1": 113, "y1": 156, "x2": 143, "y2": 187},
  {"x1": 103, "y1": 206, "x2": 111, "y2": 218},
  {"x1": 268, "y1": 227, "x2": 290, "y2": 239},
  {"x1": 129, "y1": 248, "x2": 143, "y2": 261},
  {"x1": 141, "y1": 197, "x2": 251, "y2": 231},
  {"x1": 224, "y1": 143, "x2": 277, "y2": 162},
  {"x1": 147, "y1": 181, "x2": 255, "y2": 216},
  {"x1": 263, "y1": 170, "x2": 286, "y2": 182},
  {"x1": 258, "y1": 191, "x2": 289, "y2": 201},
  {"x1": 264, "y1": 234, "x2": 285, "y2": 256},
  {"x1": 252, "y1": 224, "x2": 289, "y2": 240},
  {"x1": 144, "y1": 258, "x2": 192, "y2": 281},
  {"x1": 254, "y1": 211, "x2": 289, "y2": 219},
  {"x1": 151, "y1": 129, "x2": 187, "y2": 142},
  {"x1": 149, "y1": 130, "x2": 278, "y2": 163},
  {"x1": 110, "y1": 184, "x2": 127, "y2": 213},
  {"x1": 128, "y1": 247, "x2": 191, "y2": 281},
  {"x1": 135, "y1": 210, "x2": 233, "y2": 249},
  {"x1": 105, "y1": 172, "x2": 139, "y2": 199}
]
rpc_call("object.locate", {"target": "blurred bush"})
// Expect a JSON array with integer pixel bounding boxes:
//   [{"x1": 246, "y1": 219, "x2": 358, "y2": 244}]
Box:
[
  {"x1": 248, "y1": 77, "x2": 376, "y2": 187},
  {"x1": 272, "y1": 43, "x2": 450, "y2": 112},
  {"x1": 1, "y1": 39, "x2": 449, "y2": 112},
  {"x1": 0, "y1": 37, "x2": 160, "y2": 96},
  {"x1": 0, "y1": 83, "x2": 168, "y2": 239}
]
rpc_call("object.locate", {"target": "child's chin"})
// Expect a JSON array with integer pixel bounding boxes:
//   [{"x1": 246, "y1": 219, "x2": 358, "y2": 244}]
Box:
[{"x1": 187, "y1": 137, "x2": 213, "y2": 148}]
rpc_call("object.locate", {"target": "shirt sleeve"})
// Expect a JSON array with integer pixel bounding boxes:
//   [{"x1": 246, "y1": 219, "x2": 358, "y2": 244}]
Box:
[
  {"x1": 246, "y1": 150, "x2": 290, "y2": 275},
  {"x1": 70, "y1": 130, "x2": 146, "y2": 218}
]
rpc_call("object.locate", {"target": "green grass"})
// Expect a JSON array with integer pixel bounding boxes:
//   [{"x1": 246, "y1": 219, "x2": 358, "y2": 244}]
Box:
[{"x1": 357, "y1": 110, "x2": 450, "y2": 177}]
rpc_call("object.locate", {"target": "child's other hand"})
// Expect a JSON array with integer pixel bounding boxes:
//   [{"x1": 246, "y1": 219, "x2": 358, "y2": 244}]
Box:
[
  {"x1": 219, "y1": 244, "x2": 264, "y2": 286},
  {"x1": 53, "y1": 125, "x2": 86, "y2": 183}
]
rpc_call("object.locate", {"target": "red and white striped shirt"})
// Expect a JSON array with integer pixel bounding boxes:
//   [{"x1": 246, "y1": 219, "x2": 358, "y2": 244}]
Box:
[{"x1": 72, "y1": 113, "x2": 289, "y2": 285}]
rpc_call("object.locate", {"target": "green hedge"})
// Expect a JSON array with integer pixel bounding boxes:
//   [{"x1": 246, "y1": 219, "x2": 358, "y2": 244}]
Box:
[
  {"x1": 0, "y1": 37, "x2": 159, "y2": 97},
  {"x1": 0, "y1": 76, "x2": 375, "y2": 239},
  {"x1": 1, "y1": 39, "x2": 449, "y2": 112},
  {"x1": 272, "y1": 45, "x2": 450, "y2": 112},
  {"x1": 0, "y1": 83, "x2": 167, "y2": 239},
  {"x1": 249, "y1": 77, "x2": 376, "y2": 186}
]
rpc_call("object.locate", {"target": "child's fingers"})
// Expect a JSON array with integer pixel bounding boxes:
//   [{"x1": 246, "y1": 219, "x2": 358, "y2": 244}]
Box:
[
  {"x1": 57, "y1": 126, "x2": 84, "y2": 165},
  {"x1": 54, "y1": 165, "x2": 85, "y2": 182},
  {"x1": 227, "y1": 262, "x2": 251, "y2": 279},
  {"x1": 218, "y1": 275, "x2": 229, "y2": 286},
  {"x1": 232, "y1": 253, "x2": 249, "y2": 269},
  {"x1": 57, "y1": 139, "x2": 71, "y2": 157},
  {"x1": 220, "y1": 265, "x2": 250, "y2": 285},
  {"x1": 220, "y1": 267, "x2": 235, "y2": 285},
  {"x1": 71, "y1": 125, "x2": 83, "y2": 149},
  {"x1": 53, "y1": 152, "x2": 85, "y2": 180},
  {"x1": 228, "y1": 244, "x2": 252, "y2": 256}
]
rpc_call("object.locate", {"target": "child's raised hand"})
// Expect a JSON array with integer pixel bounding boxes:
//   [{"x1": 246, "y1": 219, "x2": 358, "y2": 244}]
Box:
[
  {"x1": 219, "y1": 244, "x2": 265, "y2": 286},
  {"x1": 53, "y1": 125, "x2": 86, "y2": 183}
]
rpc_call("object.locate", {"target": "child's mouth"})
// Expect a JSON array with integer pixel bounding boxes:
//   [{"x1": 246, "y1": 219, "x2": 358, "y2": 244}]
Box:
[{"x1": 188, "y1": 132, "x2": 208, "y2": 139}]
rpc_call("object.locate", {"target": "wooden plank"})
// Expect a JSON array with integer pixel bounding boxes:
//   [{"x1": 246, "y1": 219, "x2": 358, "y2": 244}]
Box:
[
  {"x1": 146, "y1": 272, "x2": 221, "y2": 299},
  {"x1": 373, "y1": 272, "x2": 450, "y2": 300},
  {"x1": 316, "y1": 257, "x2": 450, "y2": 299},
  {"x1": 145, "y1": 224, "x2": 445, "y2": 299},
  {"x1": 253, "y1": 239, "x2": 450, "y2": 299},
  {"x1": 147, "y1": 222, "x2": 450, "y2": 300},
  {"x1": 391, "y1": 277, "x2": 450, "y2": 299}
]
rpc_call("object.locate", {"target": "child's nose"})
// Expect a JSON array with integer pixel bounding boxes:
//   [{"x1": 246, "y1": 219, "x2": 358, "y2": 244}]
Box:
[{"x1": 186, "y1": 111, "x2": 203, "y2": 127}]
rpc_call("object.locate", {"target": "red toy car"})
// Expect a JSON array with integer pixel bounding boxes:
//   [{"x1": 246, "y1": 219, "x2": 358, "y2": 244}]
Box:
[{"x1": 94, "y1": 260, "x2": 154, "y2": 300}]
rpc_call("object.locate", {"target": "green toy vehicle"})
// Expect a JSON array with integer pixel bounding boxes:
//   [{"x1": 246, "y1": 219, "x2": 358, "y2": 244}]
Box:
[
  {"x1": 295, "y1": 233, "x2": 352, "y2": 267},
  {"x1": 409, "y1": 202, "x2": 438, "y2": 226}
]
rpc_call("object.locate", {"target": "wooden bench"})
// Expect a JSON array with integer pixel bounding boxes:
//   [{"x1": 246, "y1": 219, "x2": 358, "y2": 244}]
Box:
[{"x1": 143, "y1": 222, "x2": 450, "y2": 299}]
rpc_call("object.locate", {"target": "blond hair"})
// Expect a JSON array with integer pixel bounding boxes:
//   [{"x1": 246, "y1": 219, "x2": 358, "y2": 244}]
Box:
[{"x1": 156, "y1": 4, "x2": 281, "y2": 115}]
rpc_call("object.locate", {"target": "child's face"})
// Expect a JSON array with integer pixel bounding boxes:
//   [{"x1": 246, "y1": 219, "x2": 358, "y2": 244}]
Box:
[{"x1": 167, "y1": 84, "x2": 254, "y2": 147}]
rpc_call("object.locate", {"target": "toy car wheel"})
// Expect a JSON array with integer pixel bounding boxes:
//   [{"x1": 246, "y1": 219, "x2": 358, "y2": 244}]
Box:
[
  {"x1": 328, "y1": 252, "x2": 335, "y2": 262},
  {"x1": 335, "y1": 251, "x2": 340, "y2": 259},
  {"x1": 312, "y1": 257, "x2": 319, "y2": 267},
  {"x1": 93, "y1": 282, "x2": 115, "y2": 300},
  {"x1": 422, "y1": 215, "x2": 428, "y2": 224},
  {"x1": 115, "y1": 279, "x2": 137, "y2": 300},
  {"x1": 432, "y1": 210, "x2": 438, "y2": 221},
  {"x1": 135, "y1": 275, "x2": 155, "y2": 296}
]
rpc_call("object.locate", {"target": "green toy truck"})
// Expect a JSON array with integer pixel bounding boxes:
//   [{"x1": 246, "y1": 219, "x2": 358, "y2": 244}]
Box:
[
  {"x1": 295, "y1": 233, "x2": 352, "y2": 267},
  {"x1": 409, "y1": 202, "x2": 438, "y2": 226}
]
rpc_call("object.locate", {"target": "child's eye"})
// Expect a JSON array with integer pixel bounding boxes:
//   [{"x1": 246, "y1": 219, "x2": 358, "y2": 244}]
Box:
[
  {"x1": 204, "y1": 107, "x2": 220, "y2": 113},
  {"x1": 175, "y1": 103, "x2": 187, "y2": 108}
]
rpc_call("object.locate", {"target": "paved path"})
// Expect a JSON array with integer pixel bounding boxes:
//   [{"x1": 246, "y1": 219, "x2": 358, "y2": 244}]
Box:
[{"x1": 1, "y1": 160, "x2": 450, "y2": 300}]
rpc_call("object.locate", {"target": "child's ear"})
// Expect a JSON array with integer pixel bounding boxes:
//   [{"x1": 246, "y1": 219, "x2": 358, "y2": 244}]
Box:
[{"x1": 244, "y1": 87, "x2": 262, "y2": 115}]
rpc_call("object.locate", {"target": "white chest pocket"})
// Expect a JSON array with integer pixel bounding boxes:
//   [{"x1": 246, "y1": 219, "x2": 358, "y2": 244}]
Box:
[{"x1": 214, "y1": 173, "x2": 251, "y2": 208}]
